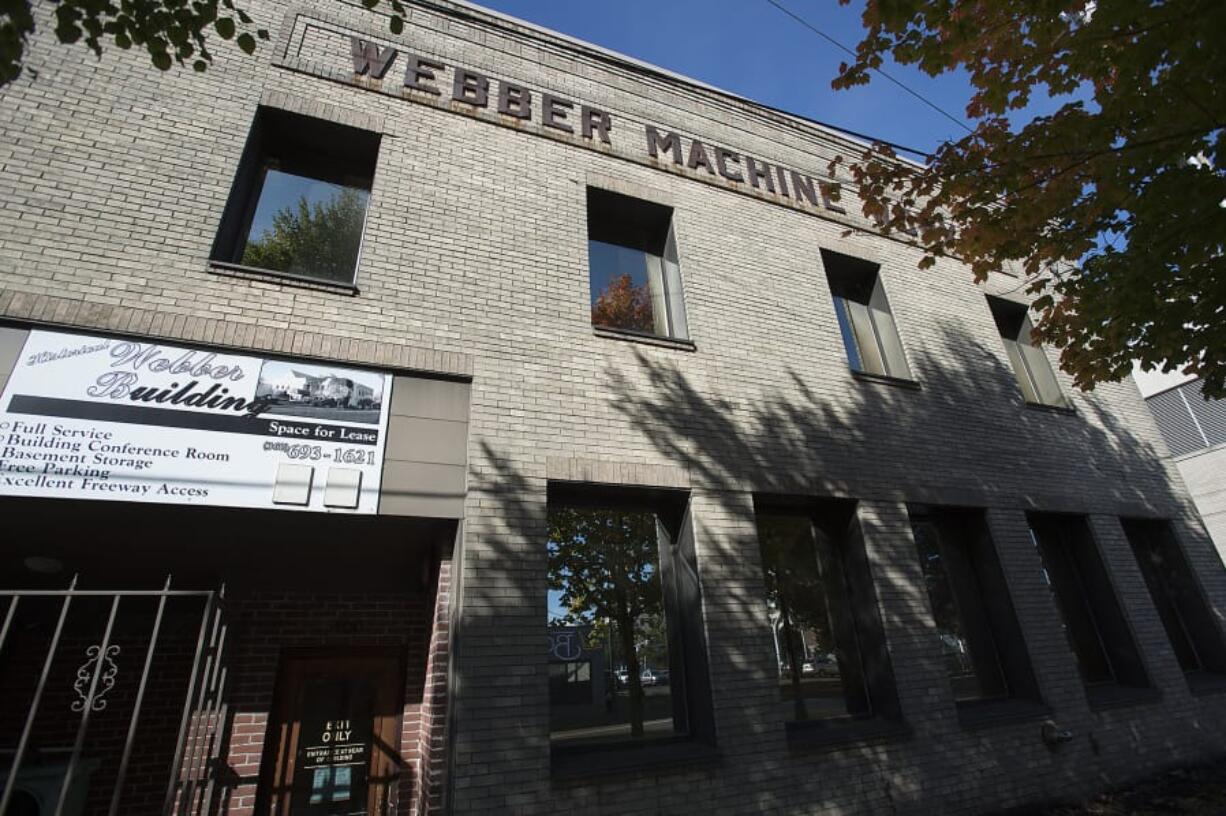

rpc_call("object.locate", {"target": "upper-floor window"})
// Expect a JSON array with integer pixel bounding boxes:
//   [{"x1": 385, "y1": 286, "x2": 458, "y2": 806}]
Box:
[
  {"x1": 987, "y1": 296, "x2": 1067, "y2": 408},
  {"x1": 587, "y1": 187, "x2": 689, "y2": 339},
  {"x1": 822, "y1": 249, "x2": 912, "y2": 380},
  {"x1": 211, "y1": 107, "x2": 380, "y2": 288}
]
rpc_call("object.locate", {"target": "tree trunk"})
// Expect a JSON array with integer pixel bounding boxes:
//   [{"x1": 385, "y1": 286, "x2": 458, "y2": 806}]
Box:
[
  {"x1": 779, "y1": 596, "x2": 807, "y2": 721},
  {"x1": 617, "y1": 613, "x2": 644, "y2": 737}
]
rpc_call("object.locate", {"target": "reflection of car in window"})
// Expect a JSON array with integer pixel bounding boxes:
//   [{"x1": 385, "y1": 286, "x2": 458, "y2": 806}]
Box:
[
  {"x1": 611, "y1": 667, "x2": 669, "y2": 688},
  {"x1": 937, "y1": 632, "x2": 975, "y2": 677},
  {"x1": 811, "y1": 654, "x2": 841, "y2": 678}
]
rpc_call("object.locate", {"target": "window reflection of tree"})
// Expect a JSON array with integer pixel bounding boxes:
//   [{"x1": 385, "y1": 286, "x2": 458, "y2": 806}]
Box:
[
  {"x1": 913, "y1": 520, "x2": 976, "y2": 679},
  {"x1": 242, "y1": 184, "x2": 369, "y2": 283},
  {"x1": 758, "y1": 515, "x2": 835, "y2": 721},
  {"x1": 548, "y1": 506, "x2": 664, "y2": 737},
  {"x1": 590, "y1": 271, "x2": 655, "y2": 334}
]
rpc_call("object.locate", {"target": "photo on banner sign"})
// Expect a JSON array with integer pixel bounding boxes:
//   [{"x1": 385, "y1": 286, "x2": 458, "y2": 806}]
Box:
[{"x1": 255, "y1": 360, "x2": 386, "y2": 425}]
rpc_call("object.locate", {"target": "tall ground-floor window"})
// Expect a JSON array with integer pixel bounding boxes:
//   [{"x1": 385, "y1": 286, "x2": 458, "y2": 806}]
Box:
[
  {"x1": 1122, "y1": 517, "x2": 1226, "y2": 688},
  {"x1": 546, "y1": 484, "x2": 714, "y2": 764},
  {"x1": 754, "y1": 496, "x2": 903, "y2": 741},
  {"x1": 1029, "y1": 512, "x2": 1152, "y2": 706},
  {"x1": 909, "y1": 506, "x2": 1043, "y2": 716}
]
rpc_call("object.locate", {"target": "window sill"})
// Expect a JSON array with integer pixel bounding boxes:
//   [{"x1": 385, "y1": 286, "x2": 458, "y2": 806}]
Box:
[
  {"x1": 208, "y1": 261, "x2": 360, "y2": 295},
  {"x1": 956, "y1": 698, "x2": 1050, "y2": 731},
  {"x1": 784, "y1": 717, "x2": 911, "y2": 752},
  {"x1": 1187, "y1": 671, "x2": 1226, "y2": 697},
  {"x1": 550, "y1": 737, "x2": 719, "y2": 781},
  {"x1": 1086, "y1": 683, "x2": 1161, "y2": 712},
  {"x1": 1022, "y1": 400, "x2": 1076, "y2": 415},
  {"x1": 593, "y1": 325, "x2": 696, "y2": 351},
  {"x1": 850, "y1": 369, "x2": 920, "y2": 390}
]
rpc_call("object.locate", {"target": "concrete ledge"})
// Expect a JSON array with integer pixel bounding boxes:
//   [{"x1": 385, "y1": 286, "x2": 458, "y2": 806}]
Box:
[
  {"x1": 584, "y1": 172, "x2": 675, "y2": 208},
  {"x1": 259, "y1": 87, "x2": 387, "y2": 134},
  {"x1": 0, "y1": 289, "x2": 473, "y2": 379},
  {"x1": 546, "y1": 456, "x2": 690, "y2": 489}
]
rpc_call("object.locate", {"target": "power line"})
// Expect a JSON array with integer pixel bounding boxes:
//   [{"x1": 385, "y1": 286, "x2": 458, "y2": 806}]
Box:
[{"x1": 761, "y1": 0, "x2": 974, "y2": 136}]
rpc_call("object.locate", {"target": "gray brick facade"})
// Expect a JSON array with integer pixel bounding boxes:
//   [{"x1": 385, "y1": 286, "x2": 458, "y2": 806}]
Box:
[{"x1": 3, "y1": 1, "x2": 1225, "y2": 813}]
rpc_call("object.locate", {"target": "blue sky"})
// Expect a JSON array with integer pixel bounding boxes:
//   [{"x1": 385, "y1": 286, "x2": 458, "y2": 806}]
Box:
[
  {"x1": 471, "y1": 0, "x2": 979, "y2": 156},
  {"x1": 247, "y1": 170, "x2": 368, "y2": 240}
]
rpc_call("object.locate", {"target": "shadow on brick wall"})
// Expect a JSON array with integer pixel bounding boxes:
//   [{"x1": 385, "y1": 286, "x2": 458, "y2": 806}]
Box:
[
  {"x1": 447, "y1": 319, "x2": 1225, "y2": 814},
  {"x1": 585, "y1": 319, "x2": 1209, "y2": 813},
  {"x1": 601, "y1": 317, "x2": 1177, "y2": 511}
]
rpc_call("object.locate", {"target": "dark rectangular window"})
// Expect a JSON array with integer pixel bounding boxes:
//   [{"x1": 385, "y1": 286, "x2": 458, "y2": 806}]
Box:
[
  {"x1": 548, "y1": 657, "x2": 595, "y2": 705},
  {"x1": 910, "y1": 506, "x2": 1041, "y2": 708},
  {"x1": 1122, "y1": 518, "x2": 1226, "y2": 683},
  {"x1": 587, "y1": 187, "x2": 689, "y2": 339},
  {"x1": 822, "y1": 249, "x2": 912, "y2": 380},
  {"x1": 212, "y1": 107, "x2": 380, "y2": 287},
  {"x1": 755, "y1": 497, "x2": 902, "y2": 733},
  {"x1": 547, "y1": 485, "x2": 712, "y2": 760},
  {"x1": 1029, "y1": 513, "x2": 1150, "y2": 699},
  {"x1": 987, "y1": 296, "x2": 1067, "y2": 408}
]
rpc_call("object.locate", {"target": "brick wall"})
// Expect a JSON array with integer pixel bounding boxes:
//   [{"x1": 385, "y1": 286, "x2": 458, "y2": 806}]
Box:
[
  {"x1": 217, "y1": 590, "x2": 434, "y2": 816},
  {"x1": 2, "y1": 0, "x2": 1225, "y2": 813},
  {"x1": 415, "y1": 557, "x2": 453, "y2": 815}
]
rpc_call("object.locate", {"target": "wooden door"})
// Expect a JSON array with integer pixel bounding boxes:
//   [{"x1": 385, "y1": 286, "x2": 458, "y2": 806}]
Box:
[{"x1": 259, "y1": 654, "x2": 404, "y2": 816}]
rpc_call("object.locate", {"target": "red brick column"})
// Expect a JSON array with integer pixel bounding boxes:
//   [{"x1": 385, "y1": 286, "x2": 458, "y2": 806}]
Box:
[{"x1": 415, "y1": 558, "x2": 452, "y2": 815}]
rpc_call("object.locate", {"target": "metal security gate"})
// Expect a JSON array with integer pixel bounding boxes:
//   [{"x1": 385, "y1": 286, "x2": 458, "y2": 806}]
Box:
[{"x1": 0, "y1": 577, "x2": 229, "y2": 816}]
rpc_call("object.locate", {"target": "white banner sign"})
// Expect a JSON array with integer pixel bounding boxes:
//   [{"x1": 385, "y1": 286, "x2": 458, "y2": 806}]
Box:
[{"x1": 0, "y1": 330, "x2": 393, "y2": 513}]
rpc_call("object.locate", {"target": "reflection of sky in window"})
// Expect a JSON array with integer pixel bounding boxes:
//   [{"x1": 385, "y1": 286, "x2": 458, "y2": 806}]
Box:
[
  {"x1": 247, "y1": 169, "x2": 368, "y2": 242},
  {"x1": 588, "y1": 240, "x2": 650, "y2": 305},
  {"x1": 548, "y1": 589, "x2": 568, "y2": 623}
]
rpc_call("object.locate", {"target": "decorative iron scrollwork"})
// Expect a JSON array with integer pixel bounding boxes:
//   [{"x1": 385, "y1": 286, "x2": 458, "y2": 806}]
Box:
[{"x1": 72, "y1": 644, "x2": 120, "y2": 712}]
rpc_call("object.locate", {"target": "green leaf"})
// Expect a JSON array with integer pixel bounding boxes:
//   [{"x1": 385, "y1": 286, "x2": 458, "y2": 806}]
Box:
[
  {"x1": 215, "y1": 17, "x2": 234, "y2": 39},
  {"x1": 236, "y1": 32, "x2": 255, "y2": 54},
  {"x1": 389, "y1": 15, "x2": 404, "y2": 35},
  {"x1": 151, "y1": 51, "x2": 172, "y2": 70}
]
